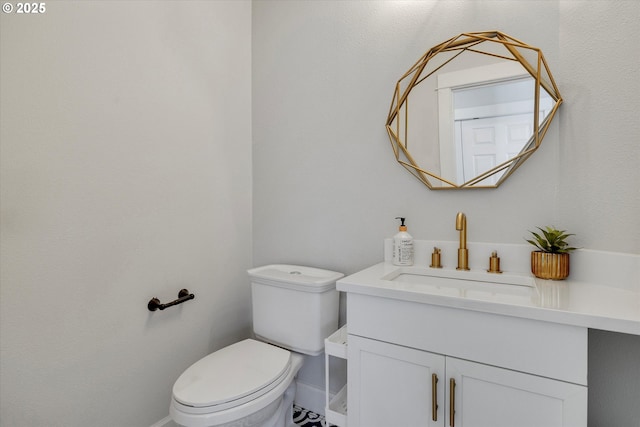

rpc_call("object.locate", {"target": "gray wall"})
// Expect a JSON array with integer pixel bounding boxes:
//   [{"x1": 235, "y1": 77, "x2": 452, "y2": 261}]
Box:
[
  {"x1": 589, "y1": 330, "x2": 640, "y2": 426},
  {"x1": 252, "y1": 1, "x2": 639, "y2": 425},
  {"x1": 0, "y1": 2, "x2": 252, "y2": 426}
]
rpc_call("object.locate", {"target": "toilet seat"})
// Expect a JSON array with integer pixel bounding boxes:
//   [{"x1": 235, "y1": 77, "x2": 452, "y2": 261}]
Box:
[{"x1": 172, "y1": 339, "x2": 292, "y2": 413}]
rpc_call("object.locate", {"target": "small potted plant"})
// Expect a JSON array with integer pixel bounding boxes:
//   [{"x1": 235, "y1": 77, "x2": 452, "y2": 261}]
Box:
[{"x1": 526, "y1": 226, "x2": 577, "y2": 280}]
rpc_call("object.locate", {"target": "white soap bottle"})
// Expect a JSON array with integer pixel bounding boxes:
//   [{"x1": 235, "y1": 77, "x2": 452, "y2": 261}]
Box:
[{"x1": 393, "y1": 217, "x2": 414, "y2": 266}]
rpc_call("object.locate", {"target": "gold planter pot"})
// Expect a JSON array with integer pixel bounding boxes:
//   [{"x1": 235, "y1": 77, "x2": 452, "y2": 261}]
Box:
[{"x1": 531, "y1": 251, "x2": 570, "y2": 280}]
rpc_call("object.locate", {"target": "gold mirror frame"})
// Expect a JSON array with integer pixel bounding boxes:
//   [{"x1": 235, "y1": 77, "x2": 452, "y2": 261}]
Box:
[{"x1": 386, "y1": 31, "x2": 563, "y2": 189}]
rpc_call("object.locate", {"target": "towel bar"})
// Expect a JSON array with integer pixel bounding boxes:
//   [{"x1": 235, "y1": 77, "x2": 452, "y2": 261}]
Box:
[{"x1": 148, "y1": 289, "x2": 194, "y2": 311}]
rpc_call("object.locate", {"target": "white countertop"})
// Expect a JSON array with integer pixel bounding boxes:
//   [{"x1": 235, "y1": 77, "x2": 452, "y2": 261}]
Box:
[{"x1": 337, "y1": 241, "x2": 640, "y2": 336}]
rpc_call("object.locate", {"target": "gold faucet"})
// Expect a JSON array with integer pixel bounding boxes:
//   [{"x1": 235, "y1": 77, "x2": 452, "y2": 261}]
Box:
[{"x1": 456, "y1": 212, "x2": 469, "y2": 270}]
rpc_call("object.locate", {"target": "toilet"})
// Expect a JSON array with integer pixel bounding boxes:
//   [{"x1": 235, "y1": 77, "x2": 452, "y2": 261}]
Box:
[{"x1": 170, "y1": 264, "x2": 343, "y2": 427}]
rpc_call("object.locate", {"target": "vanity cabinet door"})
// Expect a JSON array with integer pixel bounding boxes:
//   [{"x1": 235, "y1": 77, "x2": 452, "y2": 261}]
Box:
[
  {"x1": 446, "y1": 357, "x2": 587, "y2": 427},
  {"x1": 347, "y1": 335, "x2": 587, "y2": 427},
  {"x1": 348, "y1": 335, "x2": 445, "y2": 427}
]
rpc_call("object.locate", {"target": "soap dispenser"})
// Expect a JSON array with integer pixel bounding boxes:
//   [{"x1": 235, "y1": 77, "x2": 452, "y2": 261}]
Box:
[{"x1": 393, "y1": 217, "x2": 414, "y2": 266}]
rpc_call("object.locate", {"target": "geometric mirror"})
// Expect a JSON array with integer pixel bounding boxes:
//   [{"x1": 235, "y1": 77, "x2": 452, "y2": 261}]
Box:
[{"x1": 386, "y1": 31, "x2": 563, "y2": 189}]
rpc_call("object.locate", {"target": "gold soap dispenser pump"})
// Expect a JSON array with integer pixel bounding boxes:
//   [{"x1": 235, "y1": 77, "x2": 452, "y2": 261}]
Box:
[{"x1": 488, "y1": 251, "x2": 502, "y2": 274}]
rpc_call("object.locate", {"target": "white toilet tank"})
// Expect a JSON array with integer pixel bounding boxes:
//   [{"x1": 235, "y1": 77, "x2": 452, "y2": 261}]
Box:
[{"x1": 248, "y1": 265, "x2": 343, "y2": 356}]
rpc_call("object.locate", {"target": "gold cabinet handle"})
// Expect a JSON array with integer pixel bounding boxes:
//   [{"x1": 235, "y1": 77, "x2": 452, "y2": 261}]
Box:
[
  {"x1": 449, "y1": 378, "x2": 456, "y2": 427},
  {"x1": 432, "y1": 373, "x2": 439, "y2": 421}
]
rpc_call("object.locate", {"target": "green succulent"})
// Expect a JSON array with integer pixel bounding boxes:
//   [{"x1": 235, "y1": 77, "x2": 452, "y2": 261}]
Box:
[{"x1": 526, "y1": 226, "x2": 578, "y2": 254}]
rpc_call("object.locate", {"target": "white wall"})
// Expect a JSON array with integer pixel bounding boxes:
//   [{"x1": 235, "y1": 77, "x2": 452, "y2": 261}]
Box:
[
  {"x1": 252, "y1": 1, "x2": 564, "y2": 277},
  {"x1": 252, "y1": 0, "x2": 639, "y2": 425},
  {"x1": 558, "y1": 0, "x2": 640, "y2": 254},
  {"x1": 0, "y1": 2, "x2": 252, "y2": 426},
  {"x1": 253, "y1": 0, "x2": 639, "y2": 272}
]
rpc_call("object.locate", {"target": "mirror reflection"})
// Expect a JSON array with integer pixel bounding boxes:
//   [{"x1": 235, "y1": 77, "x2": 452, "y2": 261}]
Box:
[{"x1": 386, "y1": 31, "x2": 562, "y2": 189}]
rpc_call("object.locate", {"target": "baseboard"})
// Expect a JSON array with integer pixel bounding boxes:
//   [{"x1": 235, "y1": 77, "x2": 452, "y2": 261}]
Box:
[
  {"x1": 150, "y1": 415, "x2": 176, "y2": 427},
  {"x1": 294, "y1": 379, "x2": 326, "y2": 417}
]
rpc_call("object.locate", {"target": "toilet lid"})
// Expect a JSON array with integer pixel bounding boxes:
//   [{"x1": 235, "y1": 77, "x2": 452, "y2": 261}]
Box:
[{"x1": 172, "y1": 339, "x2": 291, "y2": 408}]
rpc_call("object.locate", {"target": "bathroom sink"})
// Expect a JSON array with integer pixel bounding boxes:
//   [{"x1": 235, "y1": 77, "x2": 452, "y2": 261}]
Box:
[{"x1": 381, "y1": 266, "x2": 537, "y2": 304}]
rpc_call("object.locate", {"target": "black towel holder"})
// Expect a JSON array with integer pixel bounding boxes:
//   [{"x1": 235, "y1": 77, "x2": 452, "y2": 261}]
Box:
[{"x1": 148, "y1": 289, "x2": 195, "y2": 311}]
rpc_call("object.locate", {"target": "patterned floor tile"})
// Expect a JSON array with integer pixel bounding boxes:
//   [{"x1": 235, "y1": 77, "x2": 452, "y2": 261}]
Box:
[{"x1": 293, "y1": 405, "x2": 326, "y2": 427}]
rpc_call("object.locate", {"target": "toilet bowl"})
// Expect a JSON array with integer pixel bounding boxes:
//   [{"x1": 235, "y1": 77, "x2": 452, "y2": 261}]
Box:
[
  {"x1": 170, "y1": 265, "x2": 343, "y2": 427},
  {"x1": 170, "y1": 339, "x2": 305, "y2": 427}
]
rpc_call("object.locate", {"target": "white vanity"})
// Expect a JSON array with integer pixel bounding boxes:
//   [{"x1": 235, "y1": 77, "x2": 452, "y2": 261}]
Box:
[{"x1": 328, "y1": 240, "x2": 640, "y2": 427}]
